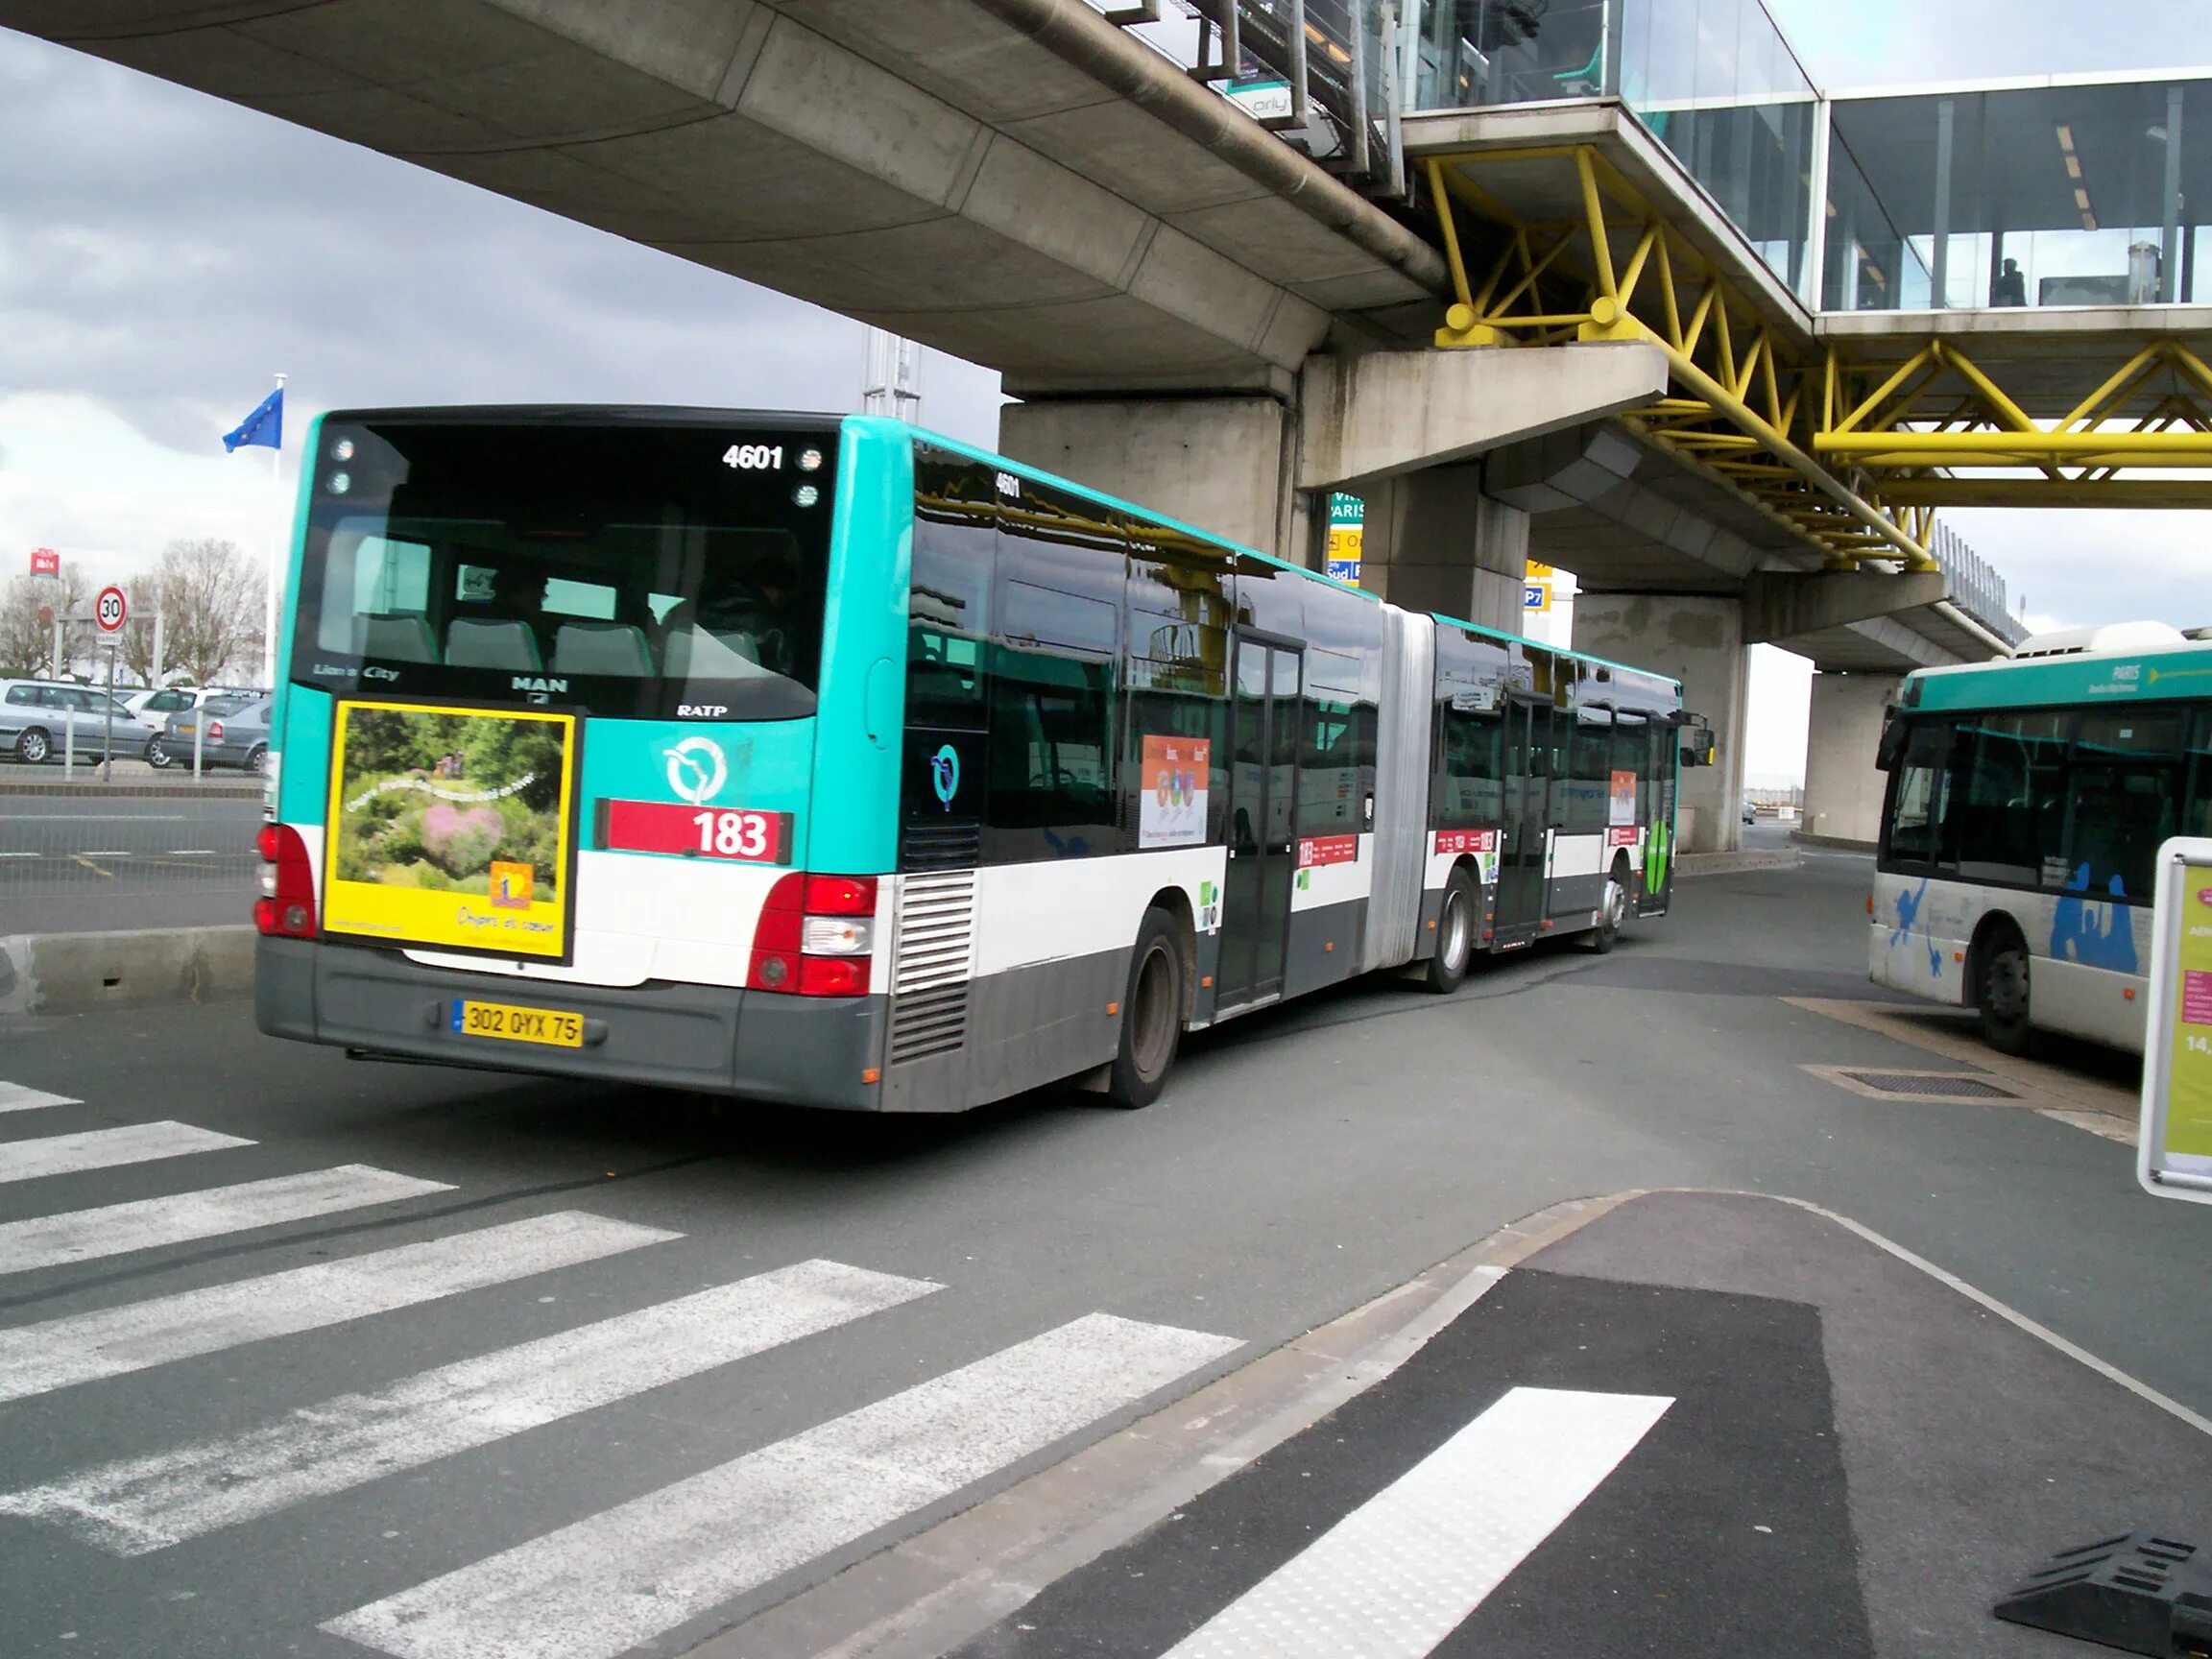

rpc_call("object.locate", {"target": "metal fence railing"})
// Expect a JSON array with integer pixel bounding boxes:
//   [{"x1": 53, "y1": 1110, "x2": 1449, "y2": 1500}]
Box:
[{"x1": 0, "y1": 759, "x2": 263, "y2": 937}]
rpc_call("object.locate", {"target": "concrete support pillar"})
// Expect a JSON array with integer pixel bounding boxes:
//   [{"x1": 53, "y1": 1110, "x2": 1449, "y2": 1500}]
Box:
[
  {"x1": 998, "y1": 396, "x2": 1297, "y2": 558},
  {"x1": 1801, "y1": 670, "x2": 1901, "y2": 847},
  {"x1": 1355, "y1": 465, "x2": 1527, "y2": 630},
  {"x1": 1573, "y1": 593, "x2": 1750, "y2": 854}
]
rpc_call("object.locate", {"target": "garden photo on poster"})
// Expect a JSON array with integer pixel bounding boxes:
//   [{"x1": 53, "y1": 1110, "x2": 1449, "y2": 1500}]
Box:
[{"x1": 324, "y1": 703, "x2": 576, "y2": 959}]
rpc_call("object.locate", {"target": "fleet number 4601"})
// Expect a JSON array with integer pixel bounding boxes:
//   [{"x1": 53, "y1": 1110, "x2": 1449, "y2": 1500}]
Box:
[{"x1": 723, "y1": 444, "x2": 783, "y2": 470}]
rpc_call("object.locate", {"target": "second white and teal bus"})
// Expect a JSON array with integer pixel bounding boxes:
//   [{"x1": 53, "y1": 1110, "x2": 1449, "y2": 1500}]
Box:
[
  {"x1": 254, "y1": 407, "x2": 1684, "y2": 1110},
  {"x1": 1872, "y1": 621, "x2": 2212, "y2": 1053}
]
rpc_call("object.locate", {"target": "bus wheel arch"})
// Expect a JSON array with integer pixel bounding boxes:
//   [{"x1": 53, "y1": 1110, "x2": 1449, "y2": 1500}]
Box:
[
  {"x1": 1969, "y1": 914, "x2": 2034, "y2": 1055},
  {"x1": 1586, "y1": 852, "x2": 1632, "y2": 954},
  {"x1": 1425, "y1": 860, "x2": 1480, "y2": 993},
  {"x1": 1104, "y1": 902, "x2": 1188, "y2": 1109}
]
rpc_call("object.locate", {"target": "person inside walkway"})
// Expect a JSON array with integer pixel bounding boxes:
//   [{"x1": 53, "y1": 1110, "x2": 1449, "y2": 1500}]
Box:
[{"x1": 1992, "y1": 257, "x2": 2028, "y2": 307}]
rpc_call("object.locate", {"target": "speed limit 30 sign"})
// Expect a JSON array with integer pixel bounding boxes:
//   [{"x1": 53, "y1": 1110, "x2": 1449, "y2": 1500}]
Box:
[{"x1": 94, "y1": 585, "x2": 128, "y2": 633}]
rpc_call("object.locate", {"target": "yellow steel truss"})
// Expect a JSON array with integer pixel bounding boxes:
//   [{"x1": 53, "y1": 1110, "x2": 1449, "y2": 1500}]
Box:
[
  {"x1": 1423, "y1": 141, "x2": 2212, "y2": 562},
  {"x1": 1424, "y1": 145, "x2": 1936, "y2": 569}
]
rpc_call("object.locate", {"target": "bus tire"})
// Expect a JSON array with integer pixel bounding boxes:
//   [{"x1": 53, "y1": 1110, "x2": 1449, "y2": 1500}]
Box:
[
  {"x1": 1104, "y1": 907, "x2": 1184, "y2": 1109},
  {"x1": 1426, "y1": 868, "x2": 1477, "y2": 993},
  {"x1": 1585, "y1": 855, "x2": 1630, "y2": 954},
  {"x1": 1978, "y1": 926, "x2": 2034, "y2": 1056}
]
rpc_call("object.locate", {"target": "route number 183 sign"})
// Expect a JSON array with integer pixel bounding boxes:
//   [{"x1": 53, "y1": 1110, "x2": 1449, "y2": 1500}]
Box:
[{"x1": 2139, "y1": 838, "x2": 2212, "y2": 1203}]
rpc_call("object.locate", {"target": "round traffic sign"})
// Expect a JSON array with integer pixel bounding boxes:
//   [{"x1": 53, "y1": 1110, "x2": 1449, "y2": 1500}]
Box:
[{"x1": 95, "y1": 585, "x2": 128, "y2": 633}]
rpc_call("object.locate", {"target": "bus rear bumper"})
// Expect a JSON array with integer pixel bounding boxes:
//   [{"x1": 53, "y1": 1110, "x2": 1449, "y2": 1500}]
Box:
[{"x1": 255, "y1": 938, "x2": 885, "y2": 1109}]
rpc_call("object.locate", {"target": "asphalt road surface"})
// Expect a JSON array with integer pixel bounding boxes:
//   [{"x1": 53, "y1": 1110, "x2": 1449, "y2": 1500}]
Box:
[
  {"x1": 0, "y1": 789, "x2": 261, "y2": 933},
  {"x1": 2, "y1": 851, "x2": 2207, "y2": 1659}
]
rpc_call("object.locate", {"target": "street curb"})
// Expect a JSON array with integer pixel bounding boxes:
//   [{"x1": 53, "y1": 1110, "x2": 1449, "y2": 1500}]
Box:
[
  {"x1": 0, "y1": 925, "x2": 256, "y2": 1016},
  {"x1": 1676, "y1": 847, "x2": 1802, "y2": 877},
  {"x1": 1791, "y1": 829, "x2": 1878, "y2": 854}
]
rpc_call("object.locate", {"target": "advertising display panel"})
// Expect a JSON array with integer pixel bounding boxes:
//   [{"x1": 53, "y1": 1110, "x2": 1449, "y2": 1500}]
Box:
[
  {"x1": 2140, "y1": 838, "x2": 2212, "y2": 1203},
  {"x1": 323, "y1": 701, "x2": 579, "y2": 963}
]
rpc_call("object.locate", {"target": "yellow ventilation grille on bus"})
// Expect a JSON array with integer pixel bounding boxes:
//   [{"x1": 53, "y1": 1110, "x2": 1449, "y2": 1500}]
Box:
[{"x1": 889, "y1": 872, "x2": 975, "y2": 1065}]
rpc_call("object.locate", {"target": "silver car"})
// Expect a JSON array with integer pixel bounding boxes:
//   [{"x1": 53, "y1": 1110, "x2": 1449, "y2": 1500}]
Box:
[
  {"x1": 0, "y1": 678, "x2": 156, "y2": 764},
  {"x1": 157, "y1": 694, "x2": 274, "y2": 774}
]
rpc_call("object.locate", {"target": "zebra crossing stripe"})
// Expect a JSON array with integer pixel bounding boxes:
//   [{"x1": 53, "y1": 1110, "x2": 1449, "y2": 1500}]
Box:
[
  {"x1": 1159, "y1": 1387, "x2": 1673, "y2": 1659},
  {"x1": 0, "y1": 1122, "x2": 252, "y2": 1186},
  {"x1": 0, "y1": 1211, "x2": 680, "y2": 1407},
  {"x1": 324, "y1": 1312, "x2": 1240, "y2": 1659},
  {"x1": 0, "y1": 1166, "x2": 453, "y2": 1276},
  {"x1": 0, "y1": 1258, "x2": 944, "y2": 1555},
  {"x1": 0, "y1": 1083, "x2": 80, "y2": 1114}
]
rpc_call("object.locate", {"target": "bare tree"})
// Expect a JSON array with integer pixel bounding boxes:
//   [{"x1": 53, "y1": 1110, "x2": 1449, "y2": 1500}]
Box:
[
  {"x1": 120, "y1": 538, "x2": 260, "y2": 686},
  {"x1": 0, "y1": 564, "x2": 91, "y2": 677}
]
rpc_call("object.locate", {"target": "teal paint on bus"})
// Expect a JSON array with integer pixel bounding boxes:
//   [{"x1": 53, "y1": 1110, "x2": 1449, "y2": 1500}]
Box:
[
  {"x1": 268, "y1": 412, "x2": 324, "y2": 757},
  {"x1": 803, "y1": 418, "x2": 914, "y2": 875},
  {"x1": 277, "y1": 684, "x2": 334, "y2": 827},
  {"x1": 582, "y1": 718, "x2": 816, "y2": 841},
  {"x1": 1907, "y1": 643, "x2": 2212, "y2": 713}
]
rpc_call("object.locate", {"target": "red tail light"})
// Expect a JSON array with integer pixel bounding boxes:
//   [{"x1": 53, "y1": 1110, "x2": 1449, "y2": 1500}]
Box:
[
  {"x1": 747, "y1": 872, "x2": 878, "y2": 996},
  {"x1": 253, "y1": 822, "x2": 318, "y2": 939},
  {"x1": 208, "y1": 720, "x2": 226, "y2": 742}
]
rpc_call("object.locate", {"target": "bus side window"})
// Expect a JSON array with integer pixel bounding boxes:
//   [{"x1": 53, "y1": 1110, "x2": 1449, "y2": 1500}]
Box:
[
  {"x1": 2190, "y1": 710, "x2": 2212, "y2": 838},
  {"x1": 1956, "y1": 710, "x2": 2068, "y2": 885},
  {"x1": 2067, "y1": 709, "x2": 2187, "y2": 901}
]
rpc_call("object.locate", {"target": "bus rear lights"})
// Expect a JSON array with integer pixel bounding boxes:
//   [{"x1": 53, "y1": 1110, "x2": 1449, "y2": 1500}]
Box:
[
  {"x1": 798, "y1": 447, "x2": 824, "y2": 471},
  {"x1": 793, "y1": 484, "x2": 820, "y2": 508},
  {"x1": 747, "y1": 873, "x2": 878, "y2": 997},
  {"x1": 253, "y1": 823, "x2": 318, "y2": 939}
]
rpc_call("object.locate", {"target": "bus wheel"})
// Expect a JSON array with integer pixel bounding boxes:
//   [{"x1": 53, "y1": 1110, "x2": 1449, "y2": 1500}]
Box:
[
  {"x1": 1979, "y1": 929, "x2": 2033, "y2": 1056},
  {"x1": 1585, "y1": 858, "x2": 1630, "y2": 954},
  {"x1": 1105, "y1": 907, "x2": 1184, "y2": 1109},
  {"x1": 1425, "y1": 869, "x2": 1476, "y2": 993}
]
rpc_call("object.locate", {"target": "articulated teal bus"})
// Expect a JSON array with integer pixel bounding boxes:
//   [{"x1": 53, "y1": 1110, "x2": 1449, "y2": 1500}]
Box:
[
  {"x1": 254, "y1": 409, "x2": 1682, "y2": 1111},
  {"x1": 1873, "y1": 623, "x2": 2212, "y2": 1053}
]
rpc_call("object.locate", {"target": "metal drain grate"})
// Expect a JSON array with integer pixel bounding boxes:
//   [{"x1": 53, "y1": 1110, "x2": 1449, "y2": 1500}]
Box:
[{"x1": 1840, "y1": 1070, "x2": 2019, "y2": 1100}]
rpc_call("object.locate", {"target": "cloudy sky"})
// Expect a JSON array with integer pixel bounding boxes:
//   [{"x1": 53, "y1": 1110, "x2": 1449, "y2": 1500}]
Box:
[{"x1": 1, "y1": 2, "x2": 2206, "y2": 781}]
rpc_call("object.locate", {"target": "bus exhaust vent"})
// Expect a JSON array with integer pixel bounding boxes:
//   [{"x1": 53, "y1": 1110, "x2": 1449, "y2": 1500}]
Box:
[
  {"x1": 902, "y1": 820, "x2": 980, "y2": 871},
  {"x1": 890, "y1": 872, "x2": 975, "y2": 1063}
]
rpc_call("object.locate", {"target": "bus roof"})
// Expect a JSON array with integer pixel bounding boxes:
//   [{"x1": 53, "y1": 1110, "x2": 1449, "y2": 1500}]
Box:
[
  {"x1": 1904, "y1": 637, "x2": 2212, "y2": 713},
  {"x1": 871, "y1": 416, "x2": 1680, "y2": 695}
]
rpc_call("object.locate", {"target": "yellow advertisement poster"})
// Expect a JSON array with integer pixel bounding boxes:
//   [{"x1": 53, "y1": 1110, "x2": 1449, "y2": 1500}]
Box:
[
  {"x1": 323, "y1": 701, "x2": 578, "y2": 961},
  {"x1": 2165, "y1": 864, "x2": 2212, "y2": 1161}
]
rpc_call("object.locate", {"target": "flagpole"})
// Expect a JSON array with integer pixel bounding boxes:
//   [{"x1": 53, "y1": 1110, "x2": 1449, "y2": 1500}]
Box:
[{"x1": 260, "y1": 372, "x2": 285, "y2": 689}]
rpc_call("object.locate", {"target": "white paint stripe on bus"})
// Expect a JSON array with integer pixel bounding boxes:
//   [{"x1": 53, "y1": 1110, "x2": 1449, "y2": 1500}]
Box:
[
  {"x1": 3, "y1": 1258, "x2": 944, "y2": 1555},
  {"x1": 0, "y1": 1083, "x2": 81, "y2": 1114},
  {"x1": 0, "y1": 1122, "x2": 252, "y2": 1186},
  {"x1": 0, "y1": 1211, "x2": 680, "y2": 1407},
  {"x1": 0, "y1": 1166, "x2": 454, "y2": 1276},
  {"x1": 1161, "y1": 1387, "x2": 1673, "y2": 1659},
  {"x1": 323, "y1": 1312, "x2": 1240, "y2": 1659}
]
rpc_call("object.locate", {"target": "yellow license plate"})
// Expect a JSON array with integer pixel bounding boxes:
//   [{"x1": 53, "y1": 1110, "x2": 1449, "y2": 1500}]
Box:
[{"x1": 451, "y1": 999, "x2": 584, "y2": 1047}]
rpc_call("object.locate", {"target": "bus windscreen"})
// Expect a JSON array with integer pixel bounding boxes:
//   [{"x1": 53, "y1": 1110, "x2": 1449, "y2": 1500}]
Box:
[{"x1": 289, "y1": 415, "x2": 839, "y2": 721}]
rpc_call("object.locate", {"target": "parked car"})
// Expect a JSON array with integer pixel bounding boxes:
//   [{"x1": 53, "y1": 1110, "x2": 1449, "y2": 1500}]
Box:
[
  {"x1": 0, "y1": 678, "x2": 156, "y2": 764},
  {"x1": 155, "y1": 693, "x2": 274, "y2": 773}
]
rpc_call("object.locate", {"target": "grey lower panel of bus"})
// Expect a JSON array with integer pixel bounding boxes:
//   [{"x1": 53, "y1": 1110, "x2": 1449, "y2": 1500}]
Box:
[
  {"x1": 883, "y1": 948, "x2": 1123, "y2": 1113},
  {"x1": 1551, "y1": 873, "x2": 1607, "y2": 915},
  {"x1": 256, "y1": 938, "x2": 885, "y2": 1110},
  {"x1": 1283, "y1": 899, "x2": 1369, "y2": 1001}
]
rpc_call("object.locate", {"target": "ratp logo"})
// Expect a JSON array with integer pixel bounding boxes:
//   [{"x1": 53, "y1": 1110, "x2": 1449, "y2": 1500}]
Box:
[
  {"x1": 665, "y1": 735, "x2": 728, "y2": 805},
  {"x1": 929, "y1": 743, "x2": 960, "y2": 809}
]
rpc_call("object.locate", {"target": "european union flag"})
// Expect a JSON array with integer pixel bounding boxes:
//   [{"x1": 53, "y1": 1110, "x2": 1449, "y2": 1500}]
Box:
[{"x1": 222, "y1": 387, "x2": 283, "y2": 453}]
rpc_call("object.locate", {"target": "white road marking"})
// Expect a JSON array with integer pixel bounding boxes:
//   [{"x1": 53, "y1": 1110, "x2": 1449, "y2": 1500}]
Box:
[
  {"x1": 1160, "y1": 1386, "x2": 1673, "y2": 1659},
  {"x1": 166, "y1": 849, "x2": 219, "y2": 856},
  {"x1": 80, "y1": 850, "x2": 133, "y2": 856},
  {"x1": 0, "y1": 1083, "x2": 80, "y2": 1115},
  {"x1": 0, "y1": 1122, "x2": 251, "y2": 1186},
  {"x1": 325, "y1": 1312, "x2": 1240, "y2": 1659},
  {"x1": 0, "y1": 1165, "x2": 452, "y2": 1276},
  {"x1": 0, "y1": 1211, "x2": 679, "y2": 1407},
  {"x1": 0, "y1": 851, "x2": 38, "y2": 857},
  {"x1": 4, "y1": 1258, "x2": 944, "y2": 1554},
  {"x1": 1, "y1": 814, "x2": 189, "y2": 822}
]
